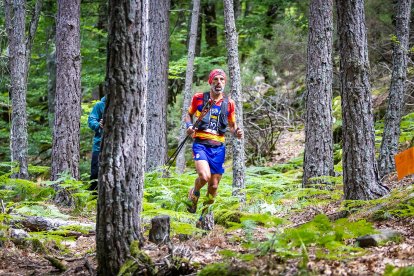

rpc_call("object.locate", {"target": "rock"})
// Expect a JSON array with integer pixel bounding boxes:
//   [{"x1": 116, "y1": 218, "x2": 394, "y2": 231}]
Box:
[
  {"x1": 10, "y1": 228, "x2": 30, "y2": 245},
  {"x1": 149, "y1": 215, "x2": 170, "y2": 244},
  {"x1": 356, "y1": 228, "x2": 403, "y2": 248}
]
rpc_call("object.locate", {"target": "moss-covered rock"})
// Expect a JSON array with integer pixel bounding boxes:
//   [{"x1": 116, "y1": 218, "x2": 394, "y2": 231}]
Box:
[{"x1": 214, "y1": 210, "x2": 242, "y2": 228}]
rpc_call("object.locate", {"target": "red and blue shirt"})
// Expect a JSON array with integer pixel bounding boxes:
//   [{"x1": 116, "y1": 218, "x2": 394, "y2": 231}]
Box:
[{"x1": 188, "y1": 92, "x2": 236, "y2": 143}]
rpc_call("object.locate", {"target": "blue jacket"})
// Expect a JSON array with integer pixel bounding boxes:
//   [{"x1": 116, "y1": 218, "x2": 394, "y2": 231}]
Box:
[{"x1": 88, "y1": 96, "x2": 106, "y2": 153}]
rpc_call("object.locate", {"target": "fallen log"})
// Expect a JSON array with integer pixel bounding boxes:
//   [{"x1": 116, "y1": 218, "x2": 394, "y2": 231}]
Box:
[{"x1": 11, "y1": 215, "x2": 95, "y2": 232}]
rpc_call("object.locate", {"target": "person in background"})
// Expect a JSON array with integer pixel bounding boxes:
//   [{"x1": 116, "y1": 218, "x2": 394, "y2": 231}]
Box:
[
  {"x1": 184, "y1": 69, "x2": 243, "y2": 215},
  {"x1": 88, "y1": 96, "x2": 106, "y2": 190}
]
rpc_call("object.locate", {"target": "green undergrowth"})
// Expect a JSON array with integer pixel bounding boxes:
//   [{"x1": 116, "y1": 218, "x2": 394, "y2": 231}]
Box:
[
  {"x1": 376, "y1": 112, "x2": 414, "y2": 149},
  {"x1": 143, "y1": 157, "x2": 346, "y2": 241},
  {"x1": 343, "y1": 183, "x2": 414, "y2": 220},
  {"x1": 259, "y1": 214, "x2": 374, "y2": 261},
  {"x1": 384, "y1": 265, "x2": 414, "y2": 276},
  {"x1": 14, "y1": 203, "x2": 70, "y2": 219},
  {"x1": 28, "y1": 231, "x2": 75, "y2": 255}
]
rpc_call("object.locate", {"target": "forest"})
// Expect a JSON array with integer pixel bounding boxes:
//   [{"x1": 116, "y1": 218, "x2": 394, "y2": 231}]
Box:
[{"x1": 0, "y1": 0, "x2": 414, "y2": 275}]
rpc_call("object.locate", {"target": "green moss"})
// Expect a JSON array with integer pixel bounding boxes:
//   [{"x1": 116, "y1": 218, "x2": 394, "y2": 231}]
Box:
[
  {"x1": 389, "y1": 198, "x2": 414, "y2": 218},
  {"x1": 260, "y1": 215, "x2": 373, "y2": 261},
  {"x1": 30, "y1": 231, "x2": 74, "y2": 254},
  {"x1": 44, "y1": 255, "x2": 67, "y2": 272},
  {"x1": 384, "y1": 265, "x2": 414, "y2": 276},
  {"x1": 198, "y1": 262, "x2": 252, "y2": 276},
  {"x1": 59, "y1": 225, "x2": 93, "y2": 234},
  {"x1": 215, "y1": 210, "x2": 242, "y2": 228},
  {"x1": 118, "y1": 240, "x2": 156, "y2": 276},
  {"x1": 240, "y1": 213, "x2": 283, "y2": 228},
  {"x1": 31, "y1": 238, "x2": 48, "y2": 254}
]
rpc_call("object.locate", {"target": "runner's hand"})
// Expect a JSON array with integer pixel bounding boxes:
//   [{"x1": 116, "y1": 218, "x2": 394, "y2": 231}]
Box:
[
  {"x1": 235, "y1": 127, "x2": 243, "y2": 139},
  {"x1": 187, "y1": 126, "x2": 196, "y2": 135}
]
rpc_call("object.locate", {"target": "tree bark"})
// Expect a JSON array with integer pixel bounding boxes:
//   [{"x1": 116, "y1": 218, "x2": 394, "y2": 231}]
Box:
[
  {"x1": 96, "y1": 0, "x2": 149, "y2": 274},
  {"x1": 223, "y1": 0, "x2": 246, "y2": 201},
  {"x1": 148, "y1": 215, "x2": 170, "y2": 244},
  {"x1": 51, "y1": 0, "x2": 82, "y2": 181},
  {"x1": 175, "y1": 0, "x2": 200, "y2": 174},
  {"x1": 4, "y1": 0, "x2": 29, "y2": 179},
  {"x1": 233, "y1": 0, "x2": 241, "y2": 19},
  {"x1": 336, "y1": 0, "x2": 389, "y2": 200},
  {"x1": 203, "y1": 0, "x2": 217, "y2": 54},
  {"x1": 45, "y1": 16, "x2": 56, "y2": 129},
  {"x1": 378, "y1": 0, "x2": 412, "y2": 177},
  {"x1": 146, "y1": 0, "x2": 170, "y2": 172},
  {"x1": 302, "y1": 0, "x2": 334, "y2": 187}
]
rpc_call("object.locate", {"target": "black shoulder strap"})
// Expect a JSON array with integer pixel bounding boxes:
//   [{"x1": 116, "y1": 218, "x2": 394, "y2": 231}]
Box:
[
  {"x1": 222, "y1": 95, "x2": 229, "y2": 113},
  {"x1": 203, "y1": 91, "x2": 210, "y2": 106}
]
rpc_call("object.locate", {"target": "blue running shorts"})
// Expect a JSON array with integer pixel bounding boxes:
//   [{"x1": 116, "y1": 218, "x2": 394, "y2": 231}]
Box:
[{"x1": 192, "y1": 143, "x2": 226, "y2": 174}]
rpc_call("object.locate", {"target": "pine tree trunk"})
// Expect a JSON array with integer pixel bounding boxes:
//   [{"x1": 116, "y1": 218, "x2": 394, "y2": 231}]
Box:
[
  {"x1": 203, "y1": 0, "x2": 217, "y2": 55},
  {"x1": 378, "y1": 0, "x2": 412, "y2": 177},
  {"x1": 233, "y1": 0, "x2": 241, "y2": 19},
  {"x1": 96, "y1": 0, "x2": 149, "y2": 274},
  {"x1": 176, "y1": 0, "x2": 200, "y2": 174},
  {"x1": 4, "y1": 0, "x2": 29, "y2": 179},
  {"x1": 51, "y1": 0, "x2": 82, "y2": 182},
  {"x1": 146, "y1": 0, "x2": 170, "y2": 172},
  {"x1": 303, "y1": 0, "x2": 334, "y2": 187},
  {"x1": 336, "y1": 0, "x2": 389, "y2": 200},
  {"x1": 223, "y1": 0, "x2": 246, "y2": 201},
  {"x1": 45, "y1": 18, "x2": 56, "y2": 129}
]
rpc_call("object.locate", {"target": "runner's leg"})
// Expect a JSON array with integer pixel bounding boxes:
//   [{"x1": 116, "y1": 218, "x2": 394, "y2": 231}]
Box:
[
  {"x1": 207, "y1": 174, "x2": 222, "y2": 198},
  {"x1": 194, "y1": 160, "x2": 211, "y2": 192}
]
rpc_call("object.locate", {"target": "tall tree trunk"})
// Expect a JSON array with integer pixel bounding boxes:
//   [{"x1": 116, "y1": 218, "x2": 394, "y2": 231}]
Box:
[
  {"x1": 146, "y1": 0, "x2": 170, "y2": 172},
  {"x1": 233, "y1": 0, "x2": 241, "y2": 19},
  {"x1": 96, "y1": 0, "x2": 149, "y2": 274},
  {"x1": 195, "y1": 9, "x2": 202, "y2": 58},
  {"x1": 51, "y1": 0, "x2": 81, "y2": 182},
  {"x1": 93, "y1": 0, "x2": 107, "y2": 101},
  {"x1": 203, "y1": 0, "x2": 217, "y2": 55},
  {"x1": 378, "y1": 0, "x2": 412, "y2": 177},
  {"x1": 46, "y1": 49, "x2": 56, "y2": 129},
  {"x1": 302, "y1": 0, "x2": 334, "y2": 187},
  {"x1": 44, "y1": 0, "x2": 56, "y2": 129},
  {"x1": 336, "y1": 0, "x2": 389, "y2": 200},
  {"x1": 175, "y1": 0, "x2": 200, "y2": 174},
  {"x1": 4, "y1": 0, "x2": 29, "y2": 179},
  {"x1": 223, "y1": 0, "x2": 245, "y2": 201}
]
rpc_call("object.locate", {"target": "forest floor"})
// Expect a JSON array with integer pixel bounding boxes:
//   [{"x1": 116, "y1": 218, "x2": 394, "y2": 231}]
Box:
[{"x1": 0, "y1": 131, "x2": 413, "y2": 275}]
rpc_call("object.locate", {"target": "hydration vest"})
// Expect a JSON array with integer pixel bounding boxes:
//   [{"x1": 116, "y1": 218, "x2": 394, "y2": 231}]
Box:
[{"x1": 197, "y1": 92, "x2": 229, "y2": 135}]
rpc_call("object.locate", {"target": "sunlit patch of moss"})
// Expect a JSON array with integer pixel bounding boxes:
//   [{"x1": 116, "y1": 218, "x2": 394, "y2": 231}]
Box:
[
  {"x1": 214, "y1": 209, "x2": 242, "y2": 228},
  {"x1": 258, "y1": 215, "x2": 374, "y2": 261},
  {"x1": 345, "y1": 184, "x2": 414, "y2": 220},
  {"x1": 240, "y1": 213, "x2": 283, "y2": 228},
  {"x1": 219, "y1": 249, "x2": 255, "y2": 262},
  {"x1": 384, "y1": 264, "x2": 414, "y2": 276},
  {"x1": 171, "y1": 221, "x2": 201, "y2": 236},
  {"x1": 198, "y1": 262, "x2": 252, "y2": 276}
]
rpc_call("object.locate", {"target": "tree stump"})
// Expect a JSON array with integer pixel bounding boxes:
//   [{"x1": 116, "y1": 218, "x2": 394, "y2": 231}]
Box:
[
  {"x1": 196, "y1": 212, "x2": 214, "y2": 231},
  {"x1": 149, "y1": 215, "x2": 170, "y2": 244}
]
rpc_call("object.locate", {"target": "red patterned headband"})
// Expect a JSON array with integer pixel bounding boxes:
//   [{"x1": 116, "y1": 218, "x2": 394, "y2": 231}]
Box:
[{"x1": 208, "y1": 69, "x2": 227, "y2": 84}]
